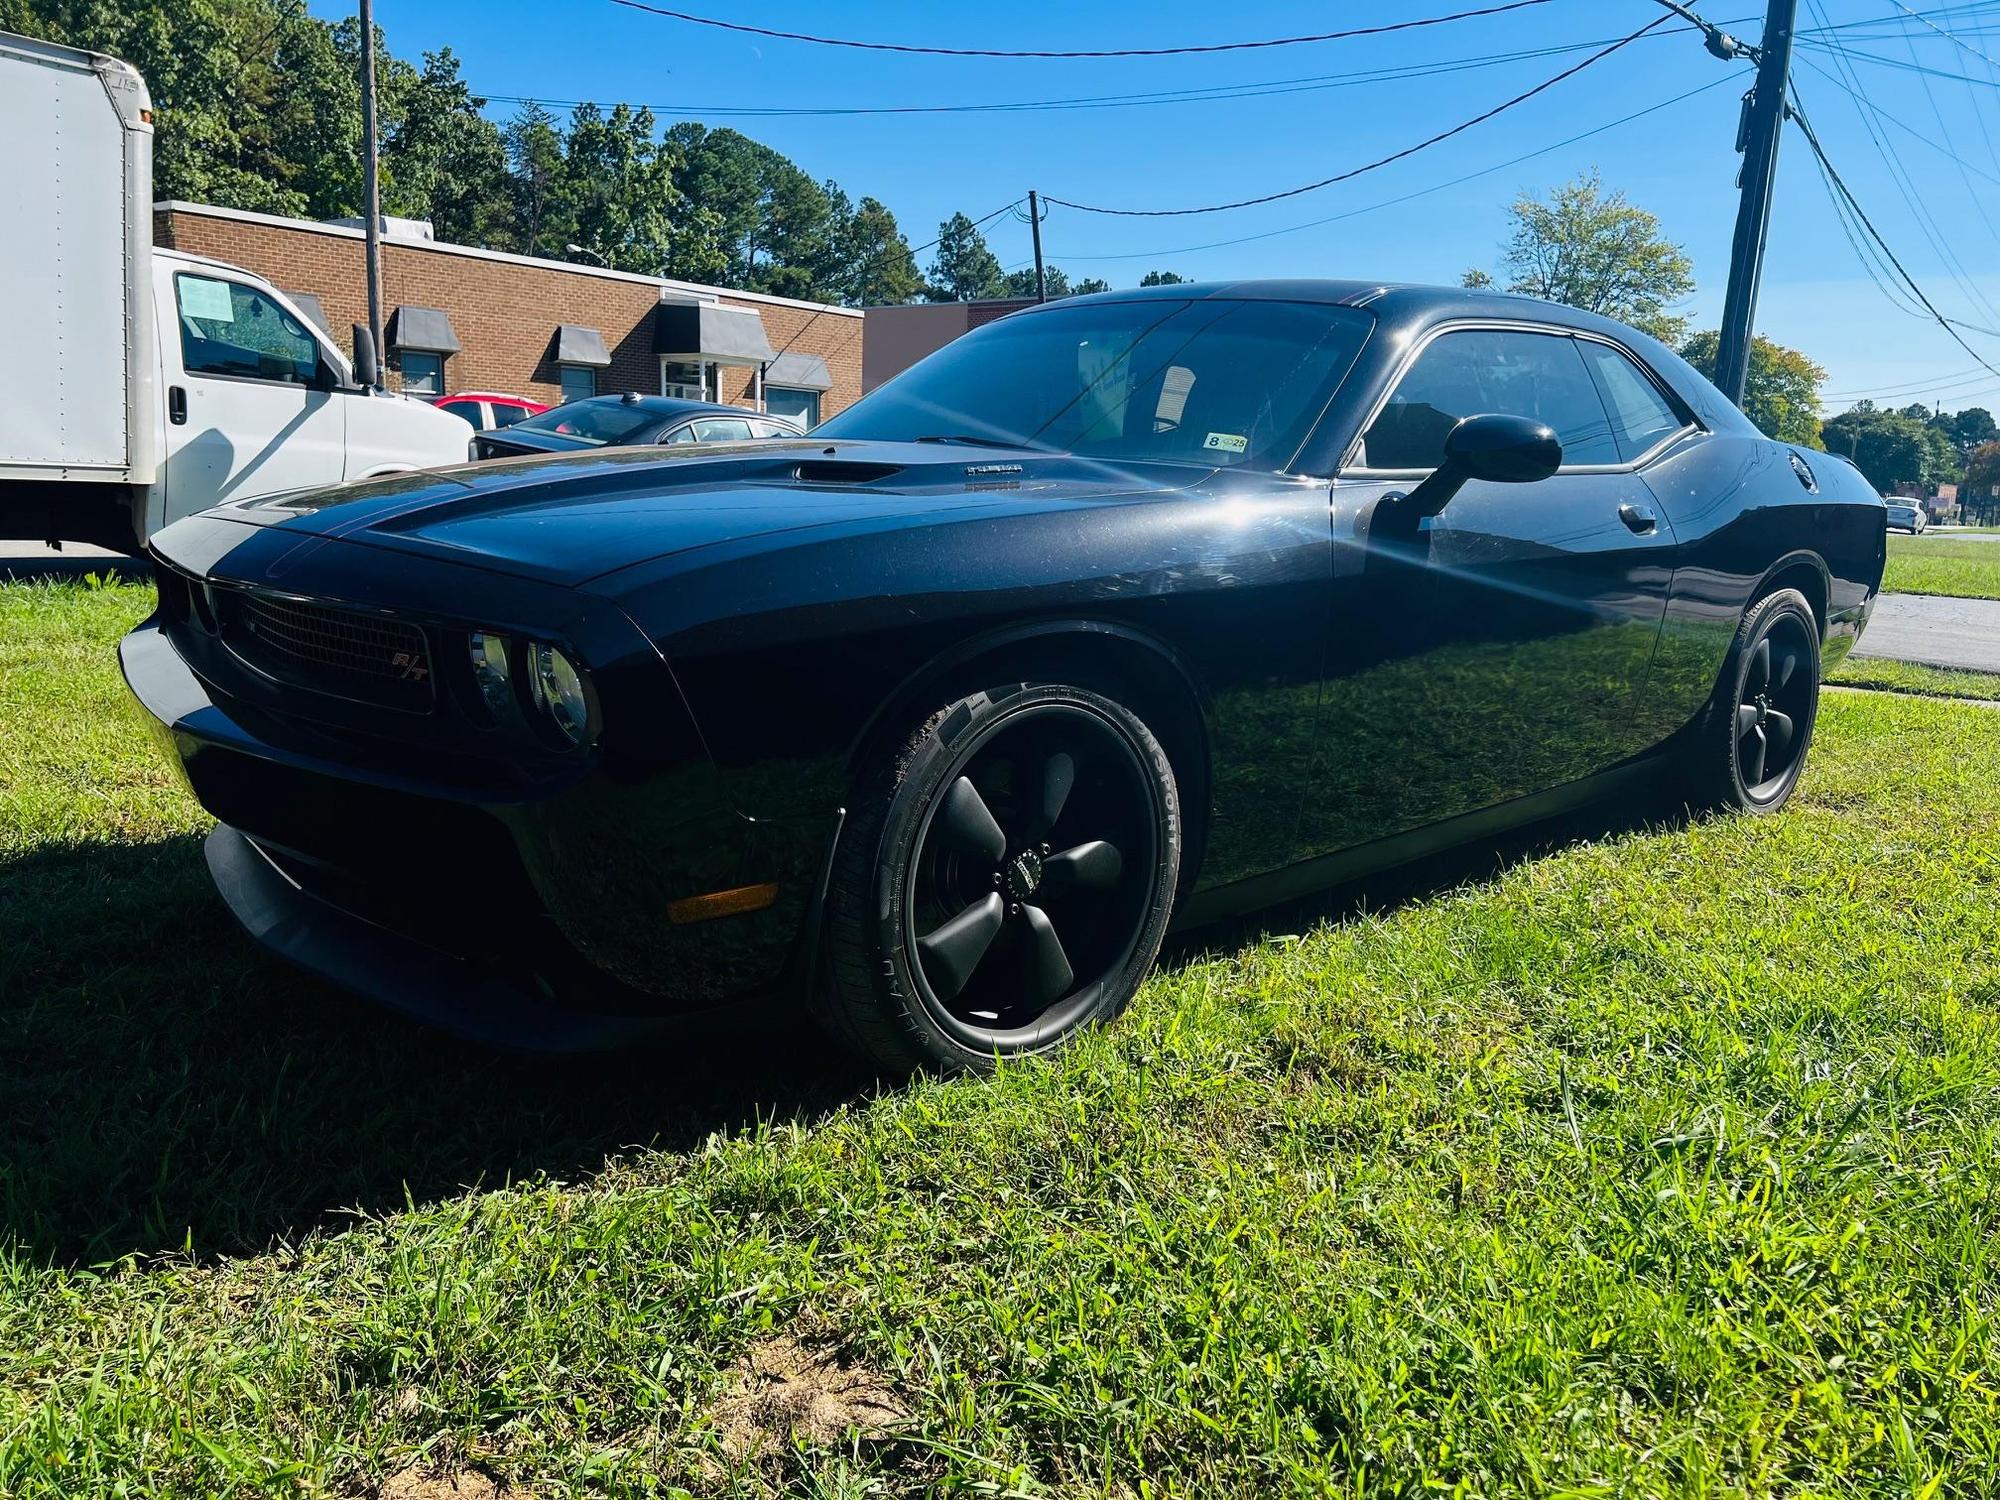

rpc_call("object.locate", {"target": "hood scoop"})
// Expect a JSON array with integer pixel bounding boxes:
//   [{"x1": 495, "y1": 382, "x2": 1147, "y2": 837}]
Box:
[{"x1": 792, "y1": 459, "x2": 904, "y2": 485}]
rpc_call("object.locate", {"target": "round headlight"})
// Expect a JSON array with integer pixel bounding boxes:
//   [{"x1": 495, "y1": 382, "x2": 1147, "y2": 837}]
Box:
[
  {"x1": 469, "y1": 631, "x2": 512, "y2": 718},
  {"x1": 527, "y1": 641, "x2": 590, "y2": 745}
]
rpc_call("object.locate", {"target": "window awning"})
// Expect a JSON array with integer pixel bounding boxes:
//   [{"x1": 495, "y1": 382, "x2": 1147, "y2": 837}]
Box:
[
  {"x1": 386, "y1": 305, "x2": 461, "y2": 355},
  {"x1": 764, "y1": 352, "x2": 832, "y2": 391},
  {"x1": 553, "y1": 323, "x2": 611, "y2": 368},
  {"x1": 287, "y1": 291, "x2": 330, "y2": 334},
  {"x1": 653, "y1": 300, "x2": 774, "y2": 364}
]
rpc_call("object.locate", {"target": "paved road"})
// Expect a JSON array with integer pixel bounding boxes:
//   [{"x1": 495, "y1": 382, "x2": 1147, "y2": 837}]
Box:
[
  {"x1": 1852, "y1": 593, "x2": 2000, "y2": 673},
  {"x1": 1, "y1": 542, "x2": 149, "y2": 582}
]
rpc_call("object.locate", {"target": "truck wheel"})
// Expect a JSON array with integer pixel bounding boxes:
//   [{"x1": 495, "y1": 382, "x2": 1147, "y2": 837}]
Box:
[{"x1": 819, "y1": 682, "x2": 1180, "y2": 1074}]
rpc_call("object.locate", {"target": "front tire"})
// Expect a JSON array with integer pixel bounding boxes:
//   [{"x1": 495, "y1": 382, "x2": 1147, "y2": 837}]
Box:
[
  {"x1": 1683, "y1": 588, "x2": 1821, "y2": 814},
  {"x1": 818, "y1": 682, "x2": 1181, "y2": 1074}
]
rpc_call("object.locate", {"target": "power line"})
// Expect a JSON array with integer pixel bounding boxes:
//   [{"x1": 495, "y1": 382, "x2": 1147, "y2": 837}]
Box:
[
  {"x1": 1787, "y1": 93, "x2": 2000, "y2": 381},
  {"x1": 1043, "y1": 14, "x2": 1676, "y2": 218},
  {"x1": 1793, "y1": 50, "x2": 2000, "y2": 184},
  {"x1": 607, "y1": 0, "x2": 1559, "y2": 59},
  {"x1": 482, "y1": 29, "x2": 1722, "y2": 121},
  {"x1": 762, "y1": 199, "x2": 1024, "y2": 368},
  {"x1": 1883, "y1": 0, "x2": 2000, "y2": 65},
  {"x1": 1040, "y1": 74, "x2": 1739, "y2": 264}
]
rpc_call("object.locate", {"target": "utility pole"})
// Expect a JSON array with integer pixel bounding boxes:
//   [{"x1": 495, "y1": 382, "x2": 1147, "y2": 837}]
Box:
[
  {"x1": 1714, "y1": 0, "x2": 1798, "y2": 406},
  {"x1": 358, "y1": 0, "x2": 385, "y2": 388},
  {"x1": 1028, "y1": 190, "x2": 1047, "y2": 303}
]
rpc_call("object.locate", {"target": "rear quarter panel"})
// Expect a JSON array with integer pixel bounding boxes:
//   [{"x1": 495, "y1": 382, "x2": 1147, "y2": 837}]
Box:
[{"x1": 1642, "y1": 435, "x2": 1884, "y2": 733}]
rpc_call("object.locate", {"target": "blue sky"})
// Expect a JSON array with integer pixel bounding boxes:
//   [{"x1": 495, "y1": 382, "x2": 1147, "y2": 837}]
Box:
[{"x1": 316, "y1": 0, "x2": 2000, "y2": 413}]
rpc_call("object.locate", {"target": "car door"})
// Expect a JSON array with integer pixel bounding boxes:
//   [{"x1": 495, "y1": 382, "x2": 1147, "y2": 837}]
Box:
[
  {"x1": 1296, "y1": 324, "x2": 1681, "y2": 858},
  {"x1": 160, "y1": 268, "x2": 347, "y2": 524}
]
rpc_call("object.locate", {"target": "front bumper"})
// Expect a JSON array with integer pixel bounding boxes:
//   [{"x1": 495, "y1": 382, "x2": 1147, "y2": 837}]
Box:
[{"x1": 121, "y1": 617, "x2": 838, "y2": 1049}]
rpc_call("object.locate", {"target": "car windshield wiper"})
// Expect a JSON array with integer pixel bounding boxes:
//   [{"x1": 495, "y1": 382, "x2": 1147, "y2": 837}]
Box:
[{"x1": 910, "y1": 433, "x2": 1046, "y2": 451}]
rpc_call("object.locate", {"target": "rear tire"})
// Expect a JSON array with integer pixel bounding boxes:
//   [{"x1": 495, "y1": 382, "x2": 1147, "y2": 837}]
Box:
[
  {"x1": 817, "y1": 682, "x2": 1181, "y2": 1074},
  {"x1": 1682, "y1": 587, "x2": 1821, "y2": 815}
]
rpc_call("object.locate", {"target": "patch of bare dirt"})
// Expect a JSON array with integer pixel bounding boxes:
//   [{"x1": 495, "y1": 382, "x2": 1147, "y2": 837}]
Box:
[
  {"x1": 378, "y1": 1470, "x2": 524, "y2": 1500},
  {"x1": 711, "y1": 1334, "x2": 908, "y2": 1461}
]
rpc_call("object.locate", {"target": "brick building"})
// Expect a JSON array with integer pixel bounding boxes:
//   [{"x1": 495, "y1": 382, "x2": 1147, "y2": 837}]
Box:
[{"x1": 153, "y1": 202, "x2": 864, "y2": 426}]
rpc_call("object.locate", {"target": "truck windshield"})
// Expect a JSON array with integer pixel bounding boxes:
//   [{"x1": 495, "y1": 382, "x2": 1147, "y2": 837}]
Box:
[
  {"x1": 817, "y1": 298, "x2": 1373, "y2": 471},
  {"x1": 515, "y1": 400, "x2": 666, "y2": 445}
]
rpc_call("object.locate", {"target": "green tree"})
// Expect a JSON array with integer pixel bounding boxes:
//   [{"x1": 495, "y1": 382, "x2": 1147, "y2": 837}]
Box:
[
  {"x1": 1935, "y1": 406, "x2": 1997, "y2": 456},
  {"x1": 1071, "y1": 276, "x2": 1111, "y2": 295},
  {"x1": 503, "y1": 101, "x2": 569, "y2": 259},
  {"x1": 1139, "y1": 270, "x2": 1188, "y2": 286},
  {"x1": 1002, "y1": 265, "x2": 1071, "y2": 298},
  {"x1": 561, "y1": 103, "x2": 683, "y2": 275},
  {"x1": 1679, "y1": 331, "x2": 1827, "y2": 448},
  {"x1": 377, "y1": 47, "x2": 511, "y2": 246},
  {"x1": 925, "y1": 212, "x2": 1007, "y2": 302},
  {"x1": 1823, "y1": 402, "x2": 1963, "y2": 493},
  {"x1": 835, "y1": 196, "x2": 921, "y2": 306},
  {"x1": 1467, "y1": 171, "x2": 1695, "y2": 342}
]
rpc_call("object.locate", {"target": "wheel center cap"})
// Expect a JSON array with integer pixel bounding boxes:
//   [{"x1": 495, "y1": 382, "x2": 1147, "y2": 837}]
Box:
[{"x1": 1004, "y1": 850, "x2": 1044, "y2": 899}]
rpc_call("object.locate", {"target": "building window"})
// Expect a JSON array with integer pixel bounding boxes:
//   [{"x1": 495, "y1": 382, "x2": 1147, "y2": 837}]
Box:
[
  {"x1": 765, "y1": 387, "x2": 821, "y2": 428},
  {"x1": 560, "y1": 365, "x2": 597, "y2": 404},
  {"x1": 661, "y1": 359, "x2": 716, "y2": 401},
  {"x1": 400, "y1": 350, "x2": 444, "y2": 397}
]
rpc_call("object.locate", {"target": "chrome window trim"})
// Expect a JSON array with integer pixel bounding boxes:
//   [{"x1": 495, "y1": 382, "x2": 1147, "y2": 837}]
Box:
[{"x1": 1336, "y1": 317, "x2": 1705, "y2": 480}]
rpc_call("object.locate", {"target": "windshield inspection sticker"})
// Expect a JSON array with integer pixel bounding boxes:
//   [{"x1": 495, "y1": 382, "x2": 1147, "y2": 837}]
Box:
[{"x1": 1203, "y1": 432, "x2": 1248, "y2": 454}]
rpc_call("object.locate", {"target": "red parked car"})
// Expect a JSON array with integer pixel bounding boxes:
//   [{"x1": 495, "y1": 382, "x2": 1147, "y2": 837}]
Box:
[{"x1": 431, "y1": 392, "x2": 549, "y2": 432}]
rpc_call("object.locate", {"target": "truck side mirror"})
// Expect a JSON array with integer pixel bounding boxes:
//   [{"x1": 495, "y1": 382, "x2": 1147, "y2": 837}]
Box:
[{"x1": 351, "y1": 324, "x2": 380, "y2": 391}]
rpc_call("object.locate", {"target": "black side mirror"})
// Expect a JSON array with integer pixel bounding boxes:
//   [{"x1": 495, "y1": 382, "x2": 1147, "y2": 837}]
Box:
[
  {"x1": 1406, "y1": 413, "x2": 1562, "y2": 517},
  {"x1": 351, "y1": 324, "x2": 380, "y2": 391}
]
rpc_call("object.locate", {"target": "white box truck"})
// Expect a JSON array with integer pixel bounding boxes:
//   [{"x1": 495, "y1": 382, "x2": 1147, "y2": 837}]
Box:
[{"x1": 0, "y1": 29, "x2": 472, "y2": 551}]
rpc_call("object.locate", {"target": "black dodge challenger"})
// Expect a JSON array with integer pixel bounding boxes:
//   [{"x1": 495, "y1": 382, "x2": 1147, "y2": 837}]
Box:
[{"x1": 124, "y1": 282, "x2": 1885, "y2": 1070}]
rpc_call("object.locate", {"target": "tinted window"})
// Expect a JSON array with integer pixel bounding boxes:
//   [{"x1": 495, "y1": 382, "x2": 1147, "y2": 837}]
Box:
[
  {"x1": 690, "y1": 417, "x2": 753, "y2": 442},
  {"x1": 515, "y1": 398, "x2": 667, "y2": 446},
  {"x1": 176, "y1": 274, "x2": 319, "y2": 385},
  {"x1": 1578, "y1": 341, "x2": 1685, "y2": 460},
  {"x1": 490, "y1": 403, "x2": 530, "y2": 427},
  {"x1": 437, "y1": 399, "x2": 482, "y2": 429},
  {"x1": 663, "y1": 424, "x2": 698, "y2": 445},
  {"x1": 1359, "y1": 328, "x2": 1618, "y2": 470},
  {"x1": 817, "y1": 299, "x2": 1373, "y2": 471}
]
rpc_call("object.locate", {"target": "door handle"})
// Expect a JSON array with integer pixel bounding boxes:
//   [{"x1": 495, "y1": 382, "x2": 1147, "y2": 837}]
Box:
[
  {"x1": 1618, "y1": 502, "x2": 1658, "y2": 535},
  {"x1": 168, "y1": 386, "x2": 187, "y2": 425}
]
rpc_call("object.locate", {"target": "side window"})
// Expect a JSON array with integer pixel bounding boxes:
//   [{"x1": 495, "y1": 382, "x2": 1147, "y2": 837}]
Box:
[
  {"x1": 491, "y1": 404, "x2": 530, "y2": 427},
  {"x1": 437, "y1": 400, "x2": 482, "y2": 429},
  {"x1": 176, "y1": 274, "x2": 320, "y2": 386},
  {"x1": 1578, "y1": 341, "x2": 1686, "y2": 460},
  {"x1": 1359, "y1": 328, "x2": 1619, "y2": 471},
  {"x1": 691, "y1": 417, "x2": 753, "y2": 442},
  {"x1": 663, "y1": 423, "x2": 699, "y2": 444}
]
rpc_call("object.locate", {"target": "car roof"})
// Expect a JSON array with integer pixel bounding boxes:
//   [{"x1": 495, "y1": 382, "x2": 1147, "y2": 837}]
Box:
[
  {"x1": 1018, "y1": 278, "x2": 1648, "y2": 336},
  {"x1": 440, "y1": 392, "x2": 540, "y2": 404},
  {"x1": 562, "y1": 394, "x2": 777, "y2": 421}
]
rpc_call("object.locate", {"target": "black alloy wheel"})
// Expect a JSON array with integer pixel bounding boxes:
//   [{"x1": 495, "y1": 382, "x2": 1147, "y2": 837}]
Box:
[
  {"x1": 1686, "y1": 587, "x2": 1821, "y2": 814},
  {"x1": 819, "y1": 683, "x2": 1180, "y2": 1074}
]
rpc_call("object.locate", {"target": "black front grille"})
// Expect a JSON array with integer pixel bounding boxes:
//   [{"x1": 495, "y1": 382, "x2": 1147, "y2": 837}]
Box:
[{"x1": 219, "y1": 590, "x2": 436, "y2": 711}]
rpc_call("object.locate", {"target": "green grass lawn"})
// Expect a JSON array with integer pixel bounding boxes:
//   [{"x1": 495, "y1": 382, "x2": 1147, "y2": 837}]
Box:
[
  {"x1": 1883, "y1": 533, "x2": 2000, "y2": 600},
  {"x1": 3, "y1": 578, "x2": 1999, "y2": 1497},
  {"x1": 1827, "y1": 654, "x2": 2000, "y2": 702}
]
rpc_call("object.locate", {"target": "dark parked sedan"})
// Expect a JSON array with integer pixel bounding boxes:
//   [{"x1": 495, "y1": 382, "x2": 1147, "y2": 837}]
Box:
[
  {"x1": 470, "y1": 393, "x2": 801, "y2": 460},
  {"x1": 124, "y1": 281, "x2": 1885, "y2": 1070}
]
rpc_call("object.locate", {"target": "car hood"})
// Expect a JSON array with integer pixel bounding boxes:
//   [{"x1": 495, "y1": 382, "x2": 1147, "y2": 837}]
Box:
[{"x1": 180, "y1": 440, "x2": 1211, "y2": 587}]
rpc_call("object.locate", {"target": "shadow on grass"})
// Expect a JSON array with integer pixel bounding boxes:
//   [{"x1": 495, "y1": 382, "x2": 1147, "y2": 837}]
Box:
[
  {"x1": 1, "y1": 783, "x2": 1692, "y2": 1268},
  {"x1": 0, "y1": 552, "x2": 152, "y2": 584},
  {"x1": 0, "y1": 833, "x2": 873, "y2": 1267}
]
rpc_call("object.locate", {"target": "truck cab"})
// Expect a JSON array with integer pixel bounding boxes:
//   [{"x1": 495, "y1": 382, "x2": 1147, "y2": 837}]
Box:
[{"x1": 146, "y1": 250, "x2": 471, "y2": 539}]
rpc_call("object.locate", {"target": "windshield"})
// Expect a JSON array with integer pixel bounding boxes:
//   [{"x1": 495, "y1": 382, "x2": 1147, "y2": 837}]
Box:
[
  {"x1": 817, "y1": 298, "x2": 1373, "y2": 470},
  {"x1": 514, "y1": 399, "x2": 665, "y2": 446}
]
